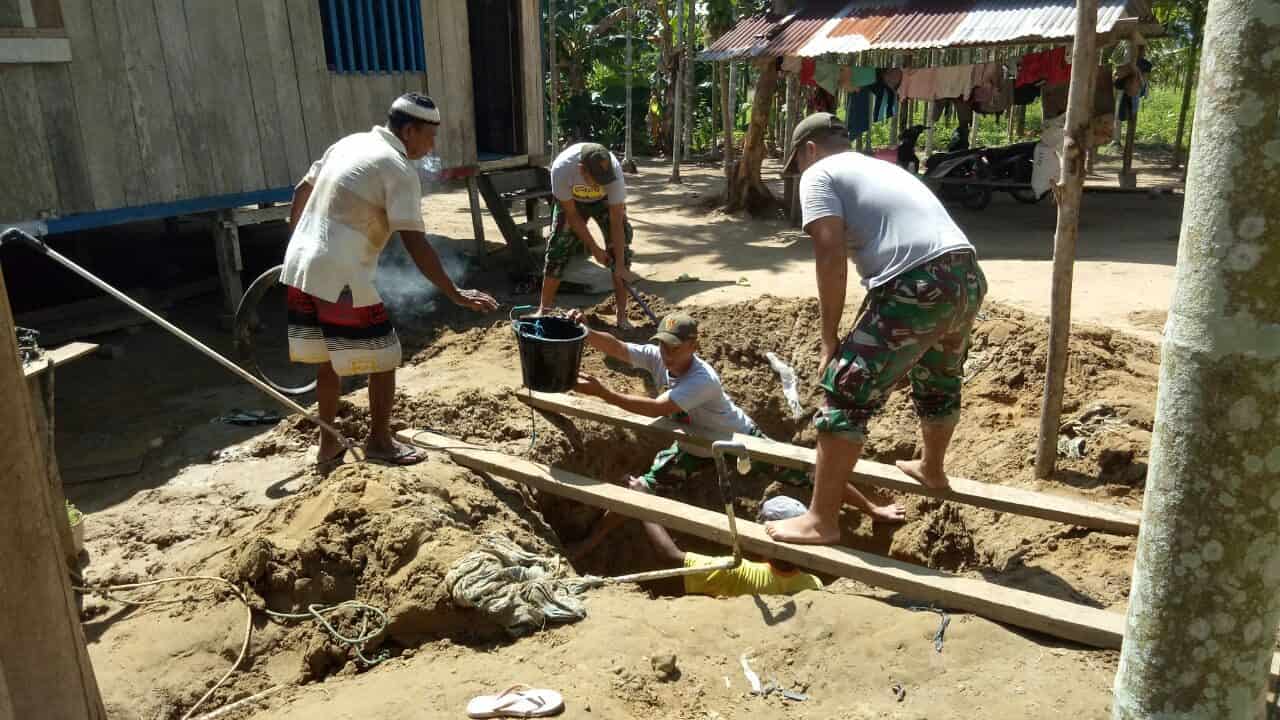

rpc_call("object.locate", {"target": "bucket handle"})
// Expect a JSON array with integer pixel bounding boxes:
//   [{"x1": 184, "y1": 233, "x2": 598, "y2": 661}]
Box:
[{"x1": 510, "y1": 304, "x2": 537, "y2": 336}]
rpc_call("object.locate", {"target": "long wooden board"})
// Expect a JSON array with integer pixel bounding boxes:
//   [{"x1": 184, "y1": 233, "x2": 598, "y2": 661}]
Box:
[
  {"x1": 518, "y1": 391, "x2": 1142, "y2": 535},
  {"x1": 402, "y1": 428, "x2": 1127, "y2": 649},
  {"x1": 23, "y1": 342, "x2": 98, "y2": 379}
]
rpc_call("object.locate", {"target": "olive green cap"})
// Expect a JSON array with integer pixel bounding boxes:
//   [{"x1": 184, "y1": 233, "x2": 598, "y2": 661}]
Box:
[
  {"x1": 650, "y1": 312, "x2": 699, "y2": 347},
  {"x1": 579, "y1": 143, "x2": 618, "y2": 185},
  {"x1": 781, "y1": 112, "x2": 848, "y2": 176}
]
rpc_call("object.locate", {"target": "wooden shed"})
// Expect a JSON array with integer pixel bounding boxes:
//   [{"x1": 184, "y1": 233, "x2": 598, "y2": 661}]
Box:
[{"x1": 0, "y1": 0, "x2": 546, "y2": 304}]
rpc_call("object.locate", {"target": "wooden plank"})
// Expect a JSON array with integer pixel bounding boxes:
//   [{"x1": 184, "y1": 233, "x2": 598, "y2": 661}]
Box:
[
  {"x1": 115, "y1": 0, "x2": 186, "y2": 203},
  {"x1": 519, "y1": 0, "x2": 544, "y2": 162},
  {"x1": 184, "y1": 0, "x2": 266, "y2": 195},
  {"x1": 286, "y1": 0, "x2": 340, "y2": 161},
  {"x1": 402, "y1": 429, "x2": 1128, "y2": 650},
  {"x1": 237, "y1": 0, "x2": 292, "y2": 188},
  {"x1": 330, "y1": 73, "x2": 362, "y2": 137},
  {"x1": 58, "y1": 0, "x2": 122, "y2": 210},
  {"x1": 518, "y1": 391, "x2": 1143, "y2": 535},
  {"x1": 0, "y1": 66, "x2": 59, "y2": 223},
  {"x1": 87, "y1": 0, "x2": 148, "y2": 206},
  {"x1": 0, "y1": 37, "x2": 70, "y2": 62},
  {"x1": 31, "y1": 64, "x2": 93, "y2": 215},
  {"x1": 421, "y1": 0, "x2": 476, "y2": 169},
  {"x1": 154, "y1": 0, "x2": 215, "y2": 198},
  {"x1": 0, "y1": 0, "x2": 22, "y2": 26},
  {"x1": 232, "y1": 204, "x2": 291, "y2": 226},
  {"x1": 0, "y1": 27, "x2": 66, "y2": 37},
  {"x1": 23, "y1": 342, "x2": 98, "y2": 379},
  {"x1": 261, "y1": 0, "x2": 312, "y2": 182}
]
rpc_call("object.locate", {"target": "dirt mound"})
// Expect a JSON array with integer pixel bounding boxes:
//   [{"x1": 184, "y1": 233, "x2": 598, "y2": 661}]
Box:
[
  {"x1": 219, "y1": 459, "x2": 561, "y2": 682},
  {"x1": 250, "y1": 294, "x2": 1156, "y2": 605}
]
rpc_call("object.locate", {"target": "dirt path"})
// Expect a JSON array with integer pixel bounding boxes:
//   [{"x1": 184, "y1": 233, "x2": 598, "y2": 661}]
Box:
[{"x1": 53, "y1": 153, "x2": 1175, "y2": 719}]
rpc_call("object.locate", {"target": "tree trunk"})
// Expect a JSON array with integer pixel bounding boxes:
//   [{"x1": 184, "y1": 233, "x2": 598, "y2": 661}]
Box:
[
  {"x1": 724, "y1": 56, "x2": 780, "y2": 214},
  {"x1": 1112, "y1": 0, "x2": 1280, "y2": 714},
  {"x1": 623, "y1": 0, "x2": 635, "y2": 169},
  {"x1": 682, "y1": 0, "x2": 694, "y2": 156},
  {"x1": 721, "y1": 62, "x2": 733, "y2": 163},
  {"x1": 0, "y1": 266, "x2": 108, "y2": 720},
  {"x1": 1033, "y1": 0, "x2": 1098, "y2": 479},
  {"x1": 669, "y1": 0, "x2": 686, "y2": 182},
  {"x1": 1171, "y1": 10, "x2": 1203, "y2": 170},
  {"x1": 548, "y1": 0, "x2": 558, "y2": 155}
]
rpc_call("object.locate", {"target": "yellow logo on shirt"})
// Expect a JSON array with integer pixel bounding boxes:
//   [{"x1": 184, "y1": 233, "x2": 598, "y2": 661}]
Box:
[{"x1": 571, "y1": 183, "x2": 605, "y2": 201}]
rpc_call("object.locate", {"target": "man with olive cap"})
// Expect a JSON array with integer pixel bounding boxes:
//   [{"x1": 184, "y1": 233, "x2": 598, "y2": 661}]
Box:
[
  {"x1": 282, "y1": 92, "x2": 498, "y2": 467},
  {"x1": 539, "y1": 142, "x2": 635, "y2": 328},
  {"x1": 765, "y1": 112, "x2": 986, "y2": 546},
  {"x1": 567, "y1": 309, "x2": 904, "y2": 558}
]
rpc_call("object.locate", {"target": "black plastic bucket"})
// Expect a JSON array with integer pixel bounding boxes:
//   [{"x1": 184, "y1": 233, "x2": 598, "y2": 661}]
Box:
[{"x1": 510, "y1": 307, "x2": 587, "y2": 393}]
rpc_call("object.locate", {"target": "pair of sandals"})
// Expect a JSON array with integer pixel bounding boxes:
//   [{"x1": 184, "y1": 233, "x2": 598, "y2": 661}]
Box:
[
  {"x1": 317, "y1": 440, "x2": 427, "y2": 469},
  {"x1": 466, "y1": 685, "x2": 563, "y2": 718}
]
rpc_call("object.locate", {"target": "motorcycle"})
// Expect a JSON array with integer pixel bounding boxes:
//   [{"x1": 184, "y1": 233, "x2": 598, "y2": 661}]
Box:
[{"x1": 891, "y1": 124, "x2": 1045, "y2": 210}]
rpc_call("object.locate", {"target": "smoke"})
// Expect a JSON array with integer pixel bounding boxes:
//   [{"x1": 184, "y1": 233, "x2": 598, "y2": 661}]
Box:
[
  {"x1": 376, "y1": 233, "x2": 470, "y2": 329},
  {"x1": 375, "y1": 153, "x2": 469, "y2": 328}
]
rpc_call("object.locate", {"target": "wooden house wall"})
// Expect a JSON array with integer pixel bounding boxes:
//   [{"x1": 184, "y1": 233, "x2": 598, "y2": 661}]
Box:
[{"x1": 0, "y1": 0, "x2": 427, "y2": 225}]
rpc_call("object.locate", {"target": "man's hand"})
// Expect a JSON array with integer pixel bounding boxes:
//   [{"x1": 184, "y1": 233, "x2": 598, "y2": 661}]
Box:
[
  {"x1": 566, "y1": 309, "x2": 586, "y2": 325},
  {"x1": 452, "y1": 288, "x2": 498, "y2": 313},
  {"x1": 820, "y1": 335, "x2": 840, "y2": 374},
  {"x1": 574, "y1": 373, "x2": 606, "y2": 397}
]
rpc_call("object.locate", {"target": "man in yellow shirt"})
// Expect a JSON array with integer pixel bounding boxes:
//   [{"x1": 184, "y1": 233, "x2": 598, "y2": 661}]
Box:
[{"x1": 643, "y1": 496, "x2": 823, "y2": 596}]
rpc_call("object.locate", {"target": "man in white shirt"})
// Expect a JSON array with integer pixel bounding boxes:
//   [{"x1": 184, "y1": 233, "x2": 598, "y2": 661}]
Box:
[
  {"x1": 282, "y1": 93, "x2": 497, "y2": 467},
  {"x1": 765, "y1": 113, "x2": 987, "y2": 545},
  {"x1": 568, "y1": 310, "x2": 904, "y2": 557},
  {"x1": 539, "y1": 142, "x2": 634, "y2": 328}
]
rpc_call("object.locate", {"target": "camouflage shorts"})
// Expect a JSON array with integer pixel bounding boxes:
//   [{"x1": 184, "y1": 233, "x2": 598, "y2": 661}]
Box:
[
  {"x1": 637, "y1": 424, "x2": 767, "y2": 497},
  {"x1": 813, "y1": 250, "x2": 987, "y2": 442},
  {"x1": 543, "y1": 200, "x2": 634, "y2": 279}
]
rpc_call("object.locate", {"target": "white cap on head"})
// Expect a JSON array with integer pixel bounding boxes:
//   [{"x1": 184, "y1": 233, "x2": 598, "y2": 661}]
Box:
[
  {"x1": 391, "y1": 93, "x2": 441, "y2": 125},
  {"x1": 758, "y1": 496, "x2": 807, "y2": 523}
]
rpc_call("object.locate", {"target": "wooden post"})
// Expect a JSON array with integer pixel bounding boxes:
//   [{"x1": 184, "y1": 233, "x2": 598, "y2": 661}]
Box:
[
  {"x1": 925, "y1": 52, "x2": 937, "y2": 155},
  {"x1": 1171, "y1": 9, "x2": 1201, "y2": 171},
  {"x1": 548, "y1": 0, "x2": 558, "y2": 156},
  {"x1": 213, "y1": 210, "x2": 244, "y2": 318},
  {"x1": 721, "y1": 62, "x2": 734, "y2": 165},
  {"x1": 1119, "y1": 38, "x2": 1141, "y2": 188},
  {"x1": 682, "y1": 0, "x2": 694, "y2": 156},
  {"x1": 0, "y1": 267, "x2": 108, "y2": 720},
  {"x1": 669, "y1": 0, "x2": 686, "y2": 183},
  {"x1": 1033, "y1": 0, "x2": 1098, "y2": 479},
  {"x1": 783, "y1": 72, "x2": 799, "y2": 225},
  {"x1": 1113, "y1": 0, "x2": 1280, "y2": 712},
  {"x1": 466, "y1": 175, "x2": 486, "y2": 258},
  {"x1": 26, "y1": 366, "x2": 74, "y2": 565}
]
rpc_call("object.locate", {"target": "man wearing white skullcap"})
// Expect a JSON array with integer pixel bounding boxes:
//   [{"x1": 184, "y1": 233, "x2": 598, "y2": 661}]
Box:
[{"x1": 281, "y1": 92, "x2": 498, "y2": 467}]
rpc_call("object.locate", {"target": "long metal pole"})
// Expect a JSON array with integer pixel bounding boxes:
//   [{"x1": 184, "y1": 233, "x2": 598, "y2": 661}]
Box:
[
  {"x1": 0, "y1": 229, "x2": 357, "y2": 453},
  {"x1": 1033, "y1": 0, "x2": 1098, "y2": 478}
]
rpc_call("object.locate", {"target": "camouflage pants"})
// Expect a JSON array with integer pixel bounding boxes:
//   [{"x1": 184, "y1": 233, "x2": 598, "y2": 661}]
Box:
[
  {"x1": 638, "y1": 423, "x2": 767, "y2": 497},
  {"x1": 542, "y1": 200, "x2": 634, "y2": 279},
  {"x1": 813, "y1": 250, "x2": 987, "y2": 442}
]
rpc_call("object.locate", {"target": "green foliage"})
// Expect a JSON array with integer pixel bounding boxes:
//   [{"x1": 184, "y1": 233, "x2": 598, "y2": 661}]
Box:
[{"x1": 66, "y1": 500, "x2": 82, "y2": 526}]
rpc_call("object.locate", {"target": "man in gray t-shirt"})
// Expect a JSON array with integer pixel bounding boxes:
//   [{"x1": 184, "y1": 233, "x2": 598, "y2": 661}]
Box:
[
  {"x1": 567, "y1": 309, "x2": 904, "y2": 558},
  {"x1": 766, "y1": 113, "x2": 987, "y2": 546},
  {"x1": 540, "y1": 142, "x2": 636, "y2": 328}
]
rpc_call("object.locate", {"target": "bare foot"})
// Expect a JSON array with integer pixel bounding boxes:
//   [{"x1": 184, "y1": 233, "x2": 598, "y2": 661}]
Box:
[
  {"x1": 317, "y1": 438, "x2": 344, "y2": 468},
  {"x1": 896, "y1": 459, "x2": 950, "y2": 489},
  {"x1": 871, "y1": 502, "x2": 907, "y2": 524},
  {"x1": 765, "y1": 511, "x2": 841, "y2": 545}
]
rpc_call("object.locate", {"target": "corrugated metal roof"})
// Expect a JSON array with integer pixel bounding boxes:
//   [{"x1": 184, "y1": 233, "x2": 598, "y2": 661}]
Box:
[{"x1": 700, "y1": 0, "x2": 1158, "y2": 60}]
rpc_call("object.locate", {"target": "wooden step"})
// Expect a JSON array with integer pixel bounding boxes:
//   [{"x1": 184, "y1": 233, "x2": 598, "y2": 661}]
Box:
[
  {"x1": 517, "y1": 391, "x2": 1142, "y2": 536},
  {"x1": 503, "y1": 188, "x2": 554, "y2": 203},
  {"x1": 515, "y1": 216, "x2": 555, "y2": 233}
]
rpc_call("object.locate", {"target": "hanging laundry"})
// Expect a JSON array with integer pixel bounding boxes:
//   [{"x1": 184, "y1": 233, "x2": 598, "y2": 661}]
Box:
[
  {"x1": 846, "y1": 86, "x2": 872, "y2": 139},
  {"x1": 814, "y1": 60, "x2": 843, "y2": 95},
  {"x1": 1044, "y1": 46, "x2": 1071, "y2": 85},
  {"x1": 935, "y1": 65, "x2": 974, "y2": 100},
  {"x1": 1013, "y1": 83, "x2": 1041, "y2": 106},
  {"x1": 1094, "y1": 62, "x2": 1115, "y2": 120},
  {"x1": 1016, "y1": 51, "x2": 1046, "y2": 87},
  {"x1": 968, "y1": 63, "x2": 1002, "y2": 106},
  {"x1": 870, "y1": 80, "x2": 897, "y2": 123},
  {"x1": 1042, "y1": 82, "x2": 1068, "y2": 118},
  {"x1": 880, "y1": 68, "x2": 903, "y2": 91},
  {"x1": 899, "y1": 67, "x2": 938, "y2": 101},
  {"x1": 782, "y1": 56, "x2": 803, "y2": 73},
  {"x1": 811, "y1": 86, "x2": 836, "y2": 114},
  {"x1": 800, "y1": 58, "x2": 816, "y2": 86},
  {"x1": 848, "y1": 65, "x2": 877, "y2": 88}
]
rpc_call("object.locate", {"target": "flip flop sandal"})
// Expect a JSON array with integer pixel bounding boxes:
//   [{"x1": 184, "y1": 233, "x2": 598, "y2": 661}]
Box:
[
  {"x1": 364, "y1": 442, "x2": 427, "y2": 466},
  {"x1": 466, "y1": 685, "x2": 564, "y2": 718}
]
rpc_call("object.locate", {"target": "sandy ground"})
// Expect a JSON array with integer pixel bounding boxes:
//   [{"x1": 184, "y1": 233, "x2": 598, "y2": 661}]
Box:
[{"x1": 43, "y1": 153, "x2": 1184, "y2": 719}]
